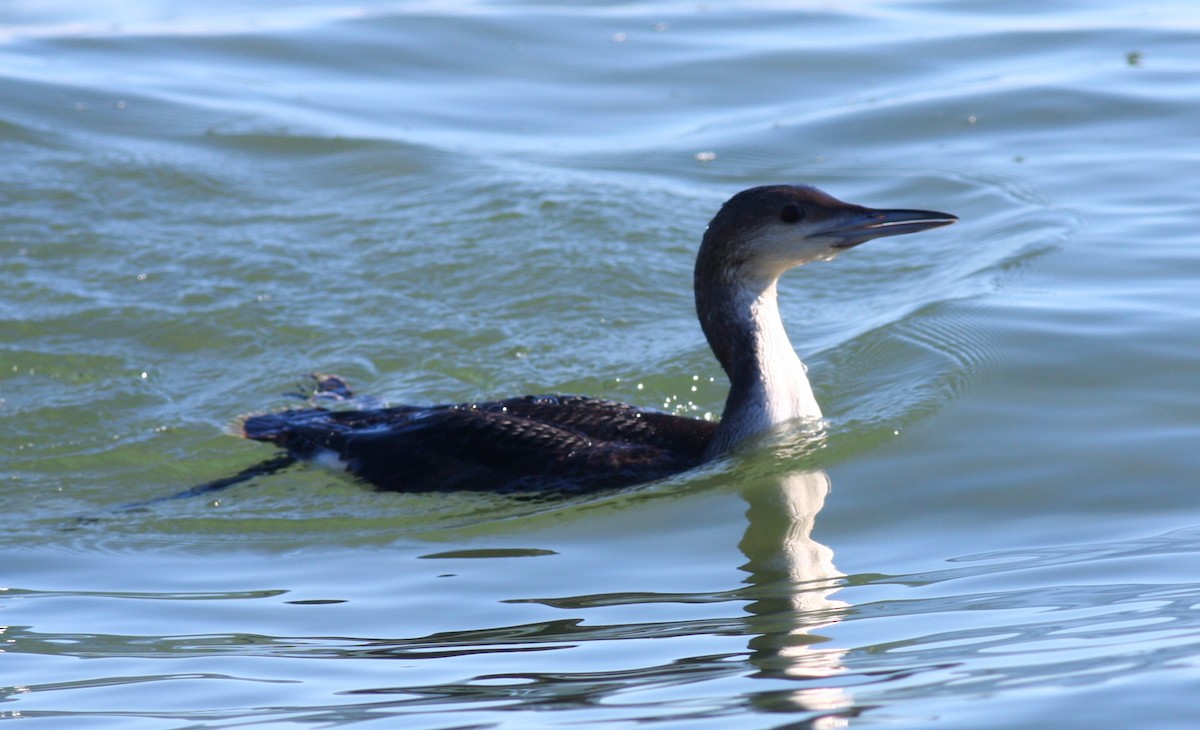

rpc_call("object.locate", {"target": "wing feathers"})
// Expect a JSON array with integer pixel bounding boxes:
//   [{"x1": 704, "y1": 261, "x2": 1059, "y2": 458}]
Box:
[{"x1": 241, "y1": 395, "x2": 716, "y2": 493}]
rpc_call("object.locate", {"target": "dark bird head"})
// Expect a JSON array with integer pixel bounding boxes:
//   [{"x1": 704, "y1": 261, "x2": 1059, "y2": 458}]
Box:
[{"x1": 697, "y1": 184, "x2": 958, "y2": 288}]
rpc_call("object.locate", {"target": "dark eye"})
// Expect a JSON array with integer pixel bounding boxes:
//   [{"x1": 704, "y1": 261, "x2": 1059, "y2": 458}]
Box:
[{"x1": 780, "y1": 204, "x2": 804, "y2": 223}]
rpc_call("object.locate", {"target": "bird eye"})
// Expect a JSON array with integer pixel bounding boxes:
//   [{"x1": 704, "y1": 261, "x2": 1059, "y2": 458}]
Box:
[{"x1": 780, "y1": 204, "x2": 804, "y2": 223}]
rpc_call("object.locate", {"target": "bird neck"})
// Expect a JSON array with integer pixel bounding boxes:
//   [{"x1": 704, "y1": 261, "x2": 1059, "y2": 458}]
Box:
[{"x1": 696, "y1": 272, "x2": 822, "y2": 459}]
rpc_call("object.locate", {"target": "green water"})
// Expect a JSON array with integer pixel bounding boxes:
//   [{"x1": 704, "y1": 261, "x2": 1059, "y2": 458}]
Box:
[{"x1": 3, "y1": 1, "x2": 1200, "y2": 727}]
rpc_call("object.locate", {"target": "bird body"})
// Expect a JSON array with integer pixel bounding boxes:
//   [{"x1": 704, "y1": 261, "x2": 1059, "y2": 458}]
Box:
[
  {"x1": 244, "y1": 394, "x2": 715, "y2": 493},
  {"x1": 240, "y1": 185, "x2": 956, "y2": 493}
]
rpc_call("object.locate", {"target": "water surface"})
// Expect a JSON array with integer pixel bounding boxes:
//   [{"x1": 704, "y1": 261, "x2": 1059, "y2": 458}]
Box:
[{"x1": 3, "y1": 0, "x2": 1200, "y2": 727}]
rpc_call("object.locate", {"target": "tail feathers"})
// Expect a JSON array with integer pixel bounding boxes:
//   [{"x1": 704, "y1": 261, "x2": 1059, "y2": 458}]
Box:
[{"x1": 242, "y1": 409, "x2": 333, "y2": 447}]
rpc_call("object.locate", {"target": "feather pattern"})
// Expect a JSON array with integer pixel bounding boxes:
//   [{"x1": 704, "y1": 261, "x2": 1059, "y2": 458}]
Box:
[{"x1": 237, "y1": 185, "x2": 955, "y2": 493}]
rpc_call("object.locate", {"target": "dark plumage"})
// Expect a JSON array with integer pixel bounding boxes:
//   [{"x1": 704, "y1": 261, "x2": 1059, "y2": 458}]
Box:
[
  {"x1": 219, "y1": 185, "x2": 956, "y2": 495},
  {"x1": 243, "y1": 394, "x2": 716, "y2": 493}
]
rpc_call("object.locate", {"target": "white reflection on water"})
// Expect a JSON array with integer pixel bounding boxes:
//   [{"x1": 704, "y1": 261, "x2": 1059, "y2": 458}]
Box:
[
  {"x1": 742, "y1": 471, "x2": 849, "y2": 678},
  {"x1": 734, "y1": 427, "x2": 855, "y2": 723}
]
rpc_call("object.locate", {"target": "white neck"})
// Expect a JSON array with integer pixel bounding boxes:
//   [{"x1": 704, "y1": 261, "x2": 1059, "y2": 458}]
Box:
[
  {"x1": 749, "y1": 282, "x2": 822, "y2": 422},
  {"x1": 704, "y1": 278, "x2": 821, "y2": 458}
]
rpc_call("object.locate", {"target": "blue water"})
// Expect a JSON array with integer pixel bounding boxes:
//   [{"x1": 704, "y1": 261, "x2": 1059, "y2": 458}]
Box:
[{"x1": 3, "y1": 1, "x2": 1200, "y2": 727}]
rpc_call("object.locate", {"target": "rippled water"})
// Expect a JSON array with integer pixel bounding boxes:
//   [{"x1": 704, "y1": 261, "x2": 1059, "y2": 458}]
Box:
[{"x1": 4, "y1": 0, "x2": 1200, "y2": 727}]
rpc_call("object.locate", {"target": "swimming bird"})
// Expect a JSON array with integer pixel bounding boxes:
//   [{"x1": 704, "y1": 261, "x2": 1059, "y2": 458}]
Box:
[{"x1": 235, "y1": 185, "x2": 956, "y2": 494}]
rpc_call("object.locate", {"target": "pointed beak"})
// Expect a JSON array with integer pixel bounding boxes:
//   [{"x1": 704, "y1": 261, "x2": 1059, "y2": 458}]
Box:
[{"x1": 826, "y1": 207, "x2": 958, "y2": 249}]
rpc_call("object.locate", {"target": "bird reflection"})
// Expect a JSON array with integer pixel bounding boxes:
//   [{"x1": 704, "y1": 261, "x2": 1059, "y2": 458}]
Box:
[
  {"x1": 283, "y1": 440, "x2": 858, "y2": 727},
  {"x1": 734, "y1": 435, "x2": 854, "y2": 723}
]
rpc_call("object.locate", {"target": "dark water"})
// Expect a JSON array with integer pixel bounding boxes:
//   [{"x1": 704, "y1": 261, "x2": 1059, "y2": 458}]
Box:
[{"x1": 3, "y1": 1, "x2": 1200, "y2": 727}]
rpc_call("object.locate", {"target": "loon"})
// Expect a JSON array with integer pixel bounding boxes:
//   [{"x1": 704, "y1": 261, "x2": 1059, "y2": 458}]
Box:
[{"x1": 228, "y1": 185, "x2": 955, "y2": 494}]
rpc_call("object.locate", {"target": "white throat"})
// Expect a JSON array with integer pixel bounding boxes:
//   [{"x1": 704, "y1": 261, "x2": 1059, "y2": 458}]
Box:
[
  {"x1": 705, "y1": 279, "x2": 821, "y2": 457},
  {"x1": 749, "y1": 284, "x2": 822, "y2": 424}
]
